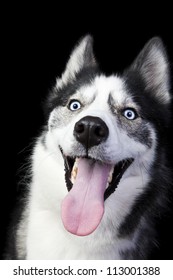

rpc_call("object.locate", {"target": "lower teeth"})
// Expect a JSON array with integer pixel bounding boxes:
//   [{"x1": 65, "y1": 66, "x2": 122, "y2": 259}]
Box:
[
  {"x1": 71, "y1": 166, "x2": 78, "y2": 184},
  {"x1": 70, "y1": 158, "x2": 79, "y2": 183},
  {"x1": 108, "y1": 166, "x2": 114, "y2": 183}
]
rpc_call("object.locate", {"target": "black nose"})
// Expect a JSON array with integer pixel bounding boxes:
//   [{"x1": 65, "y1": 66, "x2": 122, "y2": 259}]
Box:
[{"x1": 74, "y1": 116, "x2": 109, "y2": 149}]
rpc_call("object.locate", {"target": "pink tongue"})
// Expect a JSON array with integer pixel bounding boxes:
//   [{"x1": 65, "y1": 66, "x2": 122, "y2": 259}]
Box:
[{"x1": 61, "y1": 158, "x2": 112, "y2": 236}]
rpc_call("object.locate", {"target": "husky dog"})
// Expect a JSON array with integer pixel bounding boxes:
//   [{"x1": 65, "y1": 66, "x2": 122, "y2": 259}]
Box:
[{"x1": 6, "y1": 35, "x2": 172, "y2": 259}]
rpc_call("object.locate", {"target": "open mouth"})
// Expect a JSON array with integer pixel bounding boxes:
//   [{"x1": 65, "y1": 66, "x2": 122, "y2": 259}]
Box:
[{"x1": 60, "y1": 147, "x2": 134, "y2": 236}]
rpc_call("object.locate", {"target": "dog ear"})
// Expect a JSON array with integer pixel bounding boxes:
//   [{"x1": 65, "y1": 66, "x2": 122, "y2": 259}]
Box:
[
  {"x1": 56, "y1": 35, "x2": 97, "y2": 89},
  {"x1": 130, "y1": 37, "x2": 171, "y2": 104}
]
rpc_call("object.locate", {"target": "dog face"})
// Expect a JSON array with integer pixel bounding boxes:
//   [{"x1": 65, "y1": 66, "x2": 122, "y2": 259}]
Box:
[
  {"x1": 44, "y1": 36, "x2": 170, "y2": 236},
  {"x1": 48, "y1": 75, "x2": 150, "y2": 161}
]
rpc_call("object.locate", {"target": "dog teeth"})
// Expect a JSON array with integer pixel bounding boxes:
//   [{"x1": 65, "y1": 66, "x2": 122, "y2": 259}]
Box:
[
  {"x1": 108, "y1": 166, "x2": 114, "y2": 183},
  {"x1": 106, "y1": 166, "x2": 114, "y2": 189},
  {"x1": 106, "y1": 181, "x2": 109, "y2": 189},
  {"x1": 71, "y1": 158, "x2": 79, "y2": 184}
]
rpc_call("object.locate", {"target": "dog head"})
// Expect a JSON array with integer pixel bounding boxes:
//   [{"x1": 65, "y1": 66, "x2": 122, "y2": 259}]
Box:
[{"x1": 44, "y1": 35, "x2": 171, "y2": 236}]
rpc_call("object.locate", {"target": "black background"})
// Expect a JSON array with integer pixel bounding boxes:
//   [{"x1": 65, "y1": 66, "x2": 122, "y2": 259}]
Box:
[{"x1": 1, "y1": 8, "x2": 173, "y2": 259}]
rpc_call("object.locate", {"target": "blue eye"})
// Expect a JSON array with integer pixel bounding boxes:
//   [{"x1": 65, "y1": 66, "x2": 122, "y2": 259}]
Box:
[
  {"x1": 69, "y1": 100, "x2": 81, "y2": 111},
  {"x1": 123, "y1": 109, "x2": 137, "y2": 120}
]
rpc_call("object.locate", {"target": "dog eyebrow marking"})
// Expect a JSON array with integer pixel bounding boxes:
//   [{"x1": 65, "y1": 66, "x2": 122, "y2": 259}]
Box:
[
  {"x1": 108, "y1": 92, "x2": 114, "y2": 106},
  {"x1": 76, "y1": 84, "x2": 97, "y2": 105},
  {"x1": 107, "y1": 92, "x2": 121, "y2": 113}
]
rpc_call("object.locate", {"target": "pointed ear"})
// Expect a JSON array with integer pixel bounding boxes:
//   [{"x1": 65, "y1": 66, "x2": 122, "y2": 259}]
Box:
[
  {"x1": 130, "y1": 37, "x2": 171, "y2": 104},
  {"x1": 56, "y1": 35, "x2": 97, "y2": 89}
]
